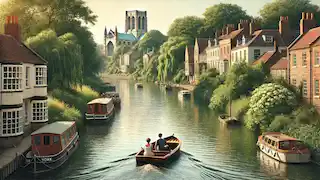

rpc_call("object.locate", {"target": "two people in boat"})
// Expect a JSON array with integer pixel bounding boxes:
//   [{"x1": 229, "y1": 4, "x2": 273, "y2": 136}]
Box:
[{"x1": 143, "y1": 133, "x2": 169, "y2": 156}]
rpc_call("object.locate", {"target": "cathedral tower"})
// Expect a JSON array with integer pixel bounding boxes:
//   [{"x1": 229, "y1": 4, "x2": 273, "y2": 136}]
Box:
[{"x1": 125, "y1": 10, "x2": 147, "y2": 38}]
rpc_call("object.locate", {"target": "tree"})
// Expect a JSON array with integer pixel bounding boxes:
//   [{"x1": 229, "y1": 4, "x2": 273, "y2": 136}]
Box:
[
  {"x1": 259, "y1": 0, "x2": 320, "y2": 29},
  {"x1": 26, "y1": 29, "x2": 83, "y2": 89},
  {"x1": 138, "y1": 30, "x2": 167, "y2": 51},
  {"x1": 203, "y1": 3, "x2": 251, "y2": 31},
  {"x1": 167, "y1": 16, "x2": 205, "y2": 39}
]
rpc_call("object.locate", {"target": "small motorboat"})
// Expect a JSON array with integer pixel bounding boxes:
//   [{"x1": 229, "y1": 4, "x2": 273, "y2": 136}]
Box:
[
  {"x1": 101, "y1": 92, "x2": 121, "y2": 107},
  {"x1": 135, "y1": 83, "x2": 143, "y2": 88},
  {"x1": 135, "y1": 135, "x2": 181, "y2": 166},
  {"x1": 178, "y1": 90, "x2": 191, "y2": 99},
  {"x1": 218, "y1": 114, "x2": 240, "y2": 125},
  {"x1": 256, "y1": 132, "x2": 310, "y2": 163}
]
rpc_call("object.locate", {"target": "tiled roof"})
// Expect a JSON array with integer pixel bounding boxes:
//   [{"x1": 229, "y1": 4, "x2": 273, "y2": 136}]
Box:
[
  {"x1": 253, "y1": 51, "x2": 276, "y2": 65},
  {"x1": 0, "y1": 34, "x2": 47, "y2": 64},
  {"x1": 290, "y1": 26, "x2": 320, "y2": 50},
  {"x1": 196, "y1": 38, "x2": 209, "y2": 53},
  {"x1": 270, "y1": 57, "x2": 288, "y2": 70},
  {"x1": 186, "y1": 45, "x2": 194, "y2": 63},
  {"x1": 118, "y1": 33, "x2": 137, "y2": 41},
  {"x1": 219, "y1": 29, "x2": 243, "y2": 40}
]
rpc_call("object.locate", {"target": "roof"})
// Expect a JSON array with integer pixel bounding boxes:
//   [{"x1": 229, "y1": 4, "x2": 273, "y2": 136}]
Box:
[
  {"x1": 31, "y1": 121, "x2": 75, "y2": 135},
  {"x1": 87, "y1": 98, "x2": 112, "y2": 105},
  {"x1": 270, "y1": 57, "x2": 288, "y2": 70},
  {"x1": 290, "y1": 27, "x2": 320, "y2": 50},
  {"x1": 0, "y1": 35, "x2": 47, "y2": 64},
  {"x1": 253, "y1": 51, "x2": 276, "y2": 65},
  {"x1": 263, "y1": 132, "x2": 297, "y2": 142},
  {"x1": 196, "y1": 38, "x2": 209, "y2": 53},
  {"x1": 219, "y1": 29, "x2": 243, "y2": 40},
  {"x1": 118, "y1": 33, "x2": 137, "y2": 41}
]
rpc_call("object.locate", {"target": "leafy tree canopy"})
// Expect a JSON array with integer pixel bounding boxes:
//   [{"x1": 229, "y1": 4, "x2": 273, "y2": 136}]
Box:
[
  {"x1": 167, "y1": 16, "x2": 205, "y2": 39},
  {"x1": 138, "y1": 30, "x2": 167, "y2": 51},
  {"x1": 259, "y1": 0, "x2": 320, "y2": 29}
]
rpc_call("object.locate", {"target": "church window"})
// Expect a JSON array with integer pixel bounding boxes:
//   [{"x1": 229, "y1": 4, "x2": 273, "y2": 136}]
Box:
[
  {"x1": 142, "y1": 17, "x2": 145, "y2": 30},
  {"x1": 132, "y1": 17, "x2": 135, "y2": 29},
  {"x1": 138, "y1": 17, "x2": 141, "y2": 29}
]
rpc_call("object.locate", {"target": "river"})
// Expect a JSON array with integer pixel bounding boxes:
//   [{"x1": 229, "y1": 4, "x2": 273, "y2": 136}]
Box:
[{"x1": 9, "y1": 80, "x2": 320, "y2": 180}]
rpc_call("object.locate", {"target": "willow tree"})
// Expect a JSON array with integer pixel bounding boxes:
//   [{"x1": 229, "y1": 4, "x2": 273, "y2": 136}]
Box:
[{"x1": 26, "y1": 29, "x2": 83, "y2": 89}]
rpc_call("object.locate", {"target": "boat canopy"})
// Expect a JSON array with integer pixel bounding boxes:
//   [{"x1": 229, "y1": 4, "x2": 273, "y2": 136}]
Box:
[
  {"x1": 31, "y1": 121, "x2": 75, "y2": 135},
  {"x1": 87, "y1": 98, "x2": 112, "y2": 105},
  {"x1": 263, "y1": 132, "x2": 297, "y2": 142}
]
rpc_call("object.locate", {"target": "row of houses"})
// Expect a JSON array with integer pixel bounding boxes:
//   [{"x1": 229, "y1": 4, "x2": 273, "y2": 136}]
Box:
[
  {"x1": 0, "y1": 16, "x2": 48, "y2": 148},
  {"x1": 185, "y1": 12, "x2": 320, "y2": 110}
]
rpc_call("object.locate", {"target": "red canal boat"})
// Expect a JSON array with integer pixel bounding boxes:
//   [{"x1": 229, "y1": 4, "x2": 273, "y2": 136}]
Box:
[
  {"x1": 25, "y1": 121, "x2": 80, "y2": 173},
  {"x1": 85, "y1": 98, "x2": 115, "y2": 121}
]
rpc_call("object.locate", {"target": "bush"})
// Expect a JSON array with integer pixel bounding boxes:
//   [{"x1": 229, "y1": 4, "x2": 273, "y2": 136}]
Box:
[
  {"x1": 285, "y1": 124, "x2": 320, "y2": 150},
  {"x1": 48, "y1": 97, "x2": 81, "y2": 123},
  {"x1": 245, "y1": 83, "x2": 297, "y2": 130},
  {"x1": 209, "y1": 84, "x2": 231, "y2": 112},
  {"x1": 62, "y1": 107, "x2": 81, "y2": 121},
  {"x1": 268, "y1": 115, "x2": 292, "y2": 132},
  {"x1": 194, "y1": 73, "x2": 224, "y2": 102},
  {"x1": 226, "y1": 97, "x2": 250, "y2": 120}
]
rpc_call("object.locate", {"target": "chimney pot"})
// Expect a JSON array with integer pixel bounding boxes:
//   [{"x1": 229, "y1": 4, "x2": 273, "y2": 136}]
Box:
[
  {"x1": 310, "y1": 13, "x2": 314, "y2": 19},
  {"x1": 306, "y1": 12, "x2": 309, "y2": 19},
  {"x1": 302, "y1": 12, "x2": 305, "y2": 19}
]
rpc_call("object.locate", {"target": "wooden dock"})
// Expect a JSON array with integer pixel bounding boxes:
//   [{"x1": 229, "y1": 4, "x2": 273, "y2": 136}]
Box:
[{"x1": 0, "y1": 136, "x2": 31, "y2": 180}]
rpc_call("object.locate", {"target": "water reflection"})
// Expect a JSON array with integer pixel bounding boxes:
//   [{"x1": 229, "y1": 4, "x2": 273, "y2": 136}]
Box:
[{"x1": 259, "y1": 151, "x2": 288, "y2": 179}]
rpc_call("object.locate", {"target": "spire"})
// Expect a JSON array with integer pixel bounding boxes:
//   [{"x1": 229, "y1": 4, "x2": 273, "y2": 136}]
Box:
[
  {"x1": 104, "y1": 26, "x2": 107, "y2": 38},
  {"x1": 115, "y1": 26, "x2": 118, "y2": 36}
]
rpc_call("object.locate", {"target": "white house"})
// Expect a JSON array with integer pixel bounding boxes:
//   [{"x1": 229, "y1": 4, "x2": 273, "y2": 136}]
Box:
[
  {"x1": 205, "y1": 38, "x2": 220, "y2": 71},
  {"x1": 0, "y1": 16, "x2": 48, "y2": 148}
]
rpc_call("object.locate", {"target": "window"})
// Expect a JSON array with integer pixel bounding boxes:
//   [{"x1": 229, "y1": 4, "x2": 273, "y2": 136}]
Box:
[
  {"x1": 32, "y1": 100, "x2": 48, "y2": 122},
  {"x1": 240, "y1": 51, "x2": 242, "y2": 60},
  {"x1": 303, "y1": 80, "x2": 307, "y2": 96},
  {"x1": 44, "y1": 136, "x2": 50, "y2": 145},
  {"x1": 94, "y1": 104, "x2": 99, "y2": 113},
  {"x1": 34, "y1": 136, "x2": 41, "y2": 145},
  {"x1": 302, "y1": 52, "x2": 307, "y2": 66},
  {"x1": 279, "y1": 141, "x2": 290, "y2": 150},
  {"x1": 254, "y1": 49, "x2": 261, "y2": 59},
  {"x1": 292, "y1": 54, "x2": 297, "y2": 66},
  {"x1": 236, "y1": 52, "x2": 238, "y2": 61},
  {"x1": 102, "y1": 104, "x2": 107, "y2": 113},
  {"x1": 263, "y1": 35, "x2": 273, "y2": 43},
  {"x1": 1, "y1": 108, "x2": 23, "y2": 137},
  {"x1": 24, "y1": 101, "x2": 28, "y2": 125},
  {"x1": 25, "y1": 67, "x2": 30, "y2": 87},
  {"x1": 315, "y1": 80, "x2": 319, "y2": 96},
  {"x1": 244, "y1": 50, "x2": 247, "y2": 60},
  {"x1": 271, "y1": 141, "x2": 275, "y2": 146},
  {"x1": 35, "y1": 66, "x2": 47, "y2": 86},
  {"x1": 61, "y1": 135, "x2": 66, "y2": 147},
  {"x1": 292, "y1": 79, "x2": 296, "y2": 85},
  {"x1": 2, "y1": 65, "x2": 23, "y2": 91},
  {"x1": 53, "y1": 136, "x2": 59, "y2": 144},
  {"x1": 315, "y1": 51, "x2": 320, "y2": 65}
]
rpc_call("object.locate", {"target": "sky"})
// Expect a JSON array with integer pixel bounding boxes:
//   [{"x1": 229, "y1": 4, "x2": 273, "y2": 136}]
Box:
[{"x1": 0, "y1": 0, "x2": 319, "y2": 45}]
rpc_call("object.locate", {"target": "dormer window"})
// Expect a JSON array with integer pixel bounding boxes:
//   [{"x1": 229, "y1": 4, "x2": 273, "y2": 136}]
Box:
[
  {"x1": 262, "y1": 35, "x2": 273, "y2": 43},
  {"x1": 214, "y1": 39, "x2": 217, "y2": 46},
  {"x1": 242, "y1": 35, "x2": 246, "y2": 45}
]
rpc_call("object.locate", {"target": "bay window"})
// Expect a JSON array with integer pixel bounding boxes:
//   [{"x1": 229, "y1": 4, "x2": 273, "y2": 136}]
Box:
[
  {"x1": 31, "y1": 100, "x2": 48, "y2": 122},
  {"x1": 35, "y1": 66, "x2": 47, "y2": 86},
  {"x1": 2, "y1": 65, "x2": 23, "y2": 91},
  {"x1": 0, "y1": 108, "x2": 24, "y2": 137}
]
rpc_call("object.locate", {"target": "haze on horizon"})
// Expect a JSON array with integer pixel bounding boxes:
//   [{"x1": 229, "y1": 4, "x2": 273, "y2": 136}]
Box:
[{"x1": 0, "y1": 0, "x2": 319, "y2": 45}]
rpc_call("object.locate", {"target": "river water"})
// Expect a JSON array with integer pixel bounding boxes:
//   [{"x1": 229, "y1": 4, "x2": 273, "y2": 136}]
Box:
[{"x1": 9, "y1": 80, "x2": 320, "y2": 180}]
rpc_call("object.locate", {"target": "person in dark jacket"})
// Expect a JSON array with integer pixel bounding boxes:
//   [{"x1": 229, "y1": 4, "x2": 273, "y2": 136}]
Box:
[{"x1": 155, "y1": 133, "x2": 169, "y2": 150}]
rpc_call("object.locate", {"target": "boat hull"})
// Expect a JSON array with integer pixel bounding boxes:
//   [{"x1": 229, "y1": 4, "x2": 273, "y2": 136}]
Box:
[
  {"x1": 178, "y1": 94, "x2": 191, "y2": 99},
  {"x1": 257, "y1": 140, "x2": 310, "y2": 163},
  {"x1": 85, "y1": 108, "x2": 114, "y2": 122},
  {"x1": 25, "y1": 134, "x2": 80, "y2": 173},
  {"x1": 135, "y1": 135, "x2": 181, "y2": 166}
]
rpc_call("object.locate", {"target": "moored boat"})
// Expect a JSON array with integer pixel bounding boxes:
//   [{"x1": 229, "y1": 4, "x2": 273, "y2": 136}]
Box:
[
  {"x1": 85, "y1": 98, "x2": 115, "y2": 121},
  {"x1": 25, "y1": 121, "x2": 80, "y2": 173},
  {"x1": 164, "y1": 84, "x2": 172, "y2": 91},
  {"x1": 178, "y1": 90, "x2": 191, "y2": 99},
  {"x1": 135, "y1": 83, "x2": 143, "y2": 88},
  {"x1": 256, "y1": 132, "x2": 311, "y2": 163},
  {"x1": 101, "y1": 92, "x2": 121, "y2": 106},
  {"x1": 218, "y1": 114, "x2": 240, "y2": 125},
  {"x1": 135, "y1": 135, "x2": 181, "y2": 166}
]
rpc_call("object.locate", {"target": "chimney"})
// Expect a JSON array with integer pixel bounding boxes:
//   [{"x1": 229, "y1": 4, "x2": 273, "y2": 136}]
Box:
[
  {"x1": 215, "y1": 29, "x2": 221, "y2": 39},
  {"x1": 249, "y1": 20, "x2": 260, "y2": 35},
  {"x1": 300, "y1": 12, "x2": 317, "y2": 35},
  {"x1": 4, "y1": 15, "x2": 21, "y2": 42},
  {"x1": 274, "y1": 40, "x2": 278, "y2": 52},
  {"x1": 238, "y1": 19, "x2": 250, "y2": 36},
  {"x1": 226, "y1": 24, "x2": 235, "y2": 35},
  {"x1": 279, "y1": 16, "x2": 290, "y2": 38}
]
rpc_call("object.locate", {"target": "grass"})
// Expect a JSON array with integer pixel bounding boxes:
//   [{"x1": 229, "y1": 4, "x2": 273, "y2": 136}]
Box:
[
  {"x1": 226, "y1": 97, "x2": 250, "y2": 121},
  {"x1": 48, "y1": 97, "x2": 81, "y2": 125}
]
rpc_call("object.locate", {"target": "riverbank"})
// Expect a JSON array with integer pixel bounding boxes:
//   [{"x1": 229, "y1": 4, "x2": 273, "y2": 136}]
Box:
[{"x1": 100, "y1": 73, "x2": 132, "y2": 81}]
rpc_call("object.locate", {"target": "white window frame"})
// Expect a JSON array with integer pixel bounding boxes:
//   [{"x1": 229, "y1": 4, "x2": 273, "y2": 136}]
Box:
[
  {"x1": 35, "y1": 65, "x2": 47, "y2": 86},
  {"x1": 302, "y1": 52, "x2": 307, "y2": 66},
  {"x1": 31, "y1": 100, "x2": 48, "y2": 123},
  {"x1": 315, "y1": 51, "x2": 320, "y2": 66},
  {"x1": 303, "y1": 80, "x2": 307, "y2": 96},
  {"x1": 0, "y1": 107, "x2": 24, "y2": 137},
  {"x1": 1, "y1": 65, "x2": 23, "y2": 92},
  {"x1": 263, "y1": 35, "x2": 273, "y2": 43},
  {"x1": 25, "y1": 66, "x2": 30, "y2": 88}
]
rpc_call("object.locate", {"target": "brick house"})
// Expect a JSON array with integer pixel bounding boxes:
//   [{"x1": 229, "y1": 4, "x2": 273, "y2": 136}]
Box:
[
  {"x1": 184, "y1": 45, "x2": 194, "y2": 83},
  {"x1": 270, "y1": 57, "x2": 288, "y2": 79},
  {"x1": 231, "y1": 16, "x2": 295, "y2": 66},
  {"x1": 194, "y1": 38, "x2": 209, "y2": 81},
  {"x1": 0, "y1": 16, "x2": 48, "y2": 148},
  {"x1": 288, "y1": 12, "x2": 318, "y2": 108}
]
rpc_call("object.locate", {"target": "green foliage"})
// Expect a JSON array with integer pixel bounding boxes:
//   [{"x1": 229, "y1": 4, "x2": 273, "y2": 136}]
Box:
[
  {"x1": 286, "y1": 124, "x2": 320, "y2": 150},
  {"x1": 173, "y1": 69, "x2": 187, "y2": 84},
  {"x1": 227, "y1": 97, "x2": 250, "y2": 120},
  {"x1": 268, "y1": 115, "x2": 292, "y2": 132},
  {"x1": 157, "y1": 36, "x2": 192, "y2": 82},
  {"x1": 48, "y1": 97, "x2": 81, "y2": 125},
  {"x1": 167, "y1": 16, "x2": 205, "y2": 39},
  {"x1": 138, "y1": 30, "x2": 167, "y2": 51},
  {"x1": 26, "y1": 29, "x2": 83, "y2": 89},
  {"x1": 245, "y1": 83, "x2": 298, "y2": 130},
  {"x1": 209, "y1": 84, "x2": 232, "y2": 112},
  {"x1": 203, "y1": 3, "x2": 251, "y2": 30},
  {"x1": 259, "y1": 0, "x2": 320, "y2": 29}
]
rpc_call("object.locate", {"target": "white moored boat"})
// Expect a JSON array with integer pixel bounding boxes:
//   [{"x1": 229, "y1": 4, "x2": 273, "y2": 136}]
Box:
[
  {"x1": 85, "y1": 98, "x2": 114, "y2": 121},
  {"x1": 256, "y1": 132, "x2": 311, "y2": 163},
  {"x1": 178, "y1": 90, "x2": 191, "y2": 99}
]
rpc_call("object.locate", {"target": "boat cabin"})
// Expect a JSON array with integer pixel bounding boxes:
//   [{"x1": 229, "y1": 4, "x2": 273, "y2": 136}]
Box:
[
  {"x1": 31, "y1": 121, "x2": 78, "y2": 156},
  {"x1": 102, "y1": 92, "x2": 119, "y2": 99},
  {"x1": 261, "y1": 133, "x2": 308, "y2": 152},
  {"x1": 87, "y1": 98, "x2": 114, "y2": 115}
]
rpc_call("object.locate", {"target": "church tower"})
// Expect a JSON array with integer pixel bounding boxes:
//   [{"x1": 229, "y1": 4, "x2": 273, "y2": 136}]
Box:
[{"x1": 125, "y1": 10, "x2": 147, "y2": 38}]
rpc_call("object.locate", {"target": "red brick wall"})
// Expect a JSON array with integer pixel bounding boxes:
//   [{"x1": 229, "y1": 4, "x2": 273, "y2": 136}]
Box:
[{"x1": 312, "y1": 45, "x2": 320, "y2": 109}]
